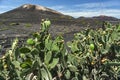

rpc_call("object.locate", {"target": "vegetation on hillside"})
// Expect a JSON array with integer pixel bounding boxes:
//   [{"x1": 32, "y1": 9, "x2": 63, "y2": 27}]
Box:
[{"x1": 0, "y1": 20, "x2": 120, "y2": 80}]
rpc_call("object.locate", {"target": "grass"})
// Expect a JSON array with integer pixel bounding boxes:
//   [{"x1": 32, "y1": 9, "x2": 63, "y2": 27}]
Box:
[
  {"x1": 0, "y1": 28, "x2": 9, "y2": 31},
  {"x1": 24, "y1": 23, "x2": 32, "y2": 27},
  {"x1": 9, "y1": 22, "x2": 19, "y2": 26}
]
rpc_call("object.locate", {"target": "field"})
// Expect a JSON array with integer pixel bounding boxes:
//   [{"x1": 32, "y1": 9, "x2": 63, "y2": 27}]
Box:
[{"x1": 0, "y1": 20, "x2": 120, "y2": 80}]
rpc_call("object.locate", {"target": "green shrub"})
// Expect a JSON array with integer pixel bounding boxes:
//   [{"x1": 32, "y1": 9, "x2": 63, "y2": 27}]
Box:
[
  {"x1": 25, "y1": 23, "x2": 32, "y2": 27},
  {"x1": 9, "y1": 22, "x2": 19, "y2": 26},
  {"x1": 0, "y1": 27, "x2": 9, "y2": 31}
]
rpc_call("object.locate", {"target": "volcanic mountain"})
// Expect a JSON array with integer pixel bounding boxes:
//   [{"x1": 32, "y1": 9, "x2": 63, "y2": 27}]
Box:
[
  {"x1": 77, "y1": 15, "x2": 119, "y2": 21},
  {"x1": 0, "y1": 4, "x2": 73, "y2": 23},
  {"x1": 92, "y1": 15, "x2": 119, "y2": 21}
]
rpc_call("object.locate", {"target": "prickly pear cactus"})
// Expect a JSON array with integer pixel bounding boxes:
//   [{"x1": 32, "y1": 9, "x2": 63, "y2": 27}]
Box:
[{"x1": 0, "y1": 20, "x2": 120, "y2": 80}]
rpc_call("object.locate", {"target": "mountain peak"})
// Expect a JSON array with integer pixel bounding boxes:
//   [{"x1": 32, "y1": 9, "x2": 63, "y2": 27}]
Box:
[
  {"x1": 22, "y1": 4, "x2": 46, "y2": 11},
  {"x1": 21, "y1": 4, "x2": 62, "y2": 15}
]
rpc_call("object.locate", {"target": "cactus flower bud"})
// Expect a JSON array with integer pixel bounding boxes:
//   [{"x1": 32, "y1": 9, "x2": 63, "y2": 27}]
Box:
[
  {"x1": 89, "y1": 44, "x2": 94, "y2": 51},
  {"x1": 27, "y1": 38, "x2": 35, "y2": 45}
]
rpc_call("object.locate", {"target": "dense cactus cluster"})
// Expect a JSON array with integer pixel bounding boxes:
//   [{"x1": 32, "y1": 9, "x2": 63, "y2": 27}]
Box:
[{"x1": 0, "y1": 20, "x2": 120, "y2": 80}]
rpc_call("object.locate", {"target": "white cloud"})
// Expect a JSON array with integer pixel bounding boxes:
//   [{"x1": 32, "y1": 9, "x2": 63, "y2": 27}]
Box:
[
  {"x1": 46, "y1": 0, "x2": 120, "y2": 18},
  {"x1": 74, "y1": 2, "x2": 101, "y2": 8},
  {"x1": 56, "y1": 0, "x2": 120, "y2": 18},
  {"x1": 60, "y1": 11, "x2": 100, "y2": 18},
  {"x1": 74, "y1": 0, "x2": 120, "y2": 9},
  {"x1": 48, "y1": 5, "x2": 65, "y2": 10},
  {"x1": 60, "y1": 9, "x2": 120, "y2": 18},
  {"x1": 0, "y1": 11, "x2": 3, "y2": 14}
]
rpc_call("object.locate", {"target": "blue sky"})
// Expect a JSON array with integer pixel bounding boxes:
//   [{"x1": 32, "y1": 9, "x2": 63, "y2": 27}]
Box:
[{"x1": 0, "y1": 0, "x2": 120, "y2": 18}]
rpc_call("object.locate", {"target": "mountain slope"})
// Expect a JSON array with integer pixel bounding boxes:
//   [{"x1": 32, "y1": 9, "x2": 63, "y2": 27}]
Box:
[
  {"x1": 92, "y1": 15, "x2": 119, "y2": 21},
  {"x1": 0, "y1": 4, "x2": 73, "y2": 23}
]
